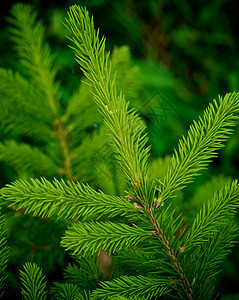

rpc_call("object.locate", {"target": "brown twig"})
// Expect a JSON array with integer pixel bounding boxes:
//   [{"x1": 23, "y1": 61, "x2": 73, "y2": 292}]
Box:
[
  {"x1": 145, "y1": 206, "x2": 194, "y2": 300},
  {"x1": 127, "y1": 188, "x2": 194, "y2": 299},
  {"x1": 53, "y1": 116, "x2": 74, "y2": 180}
]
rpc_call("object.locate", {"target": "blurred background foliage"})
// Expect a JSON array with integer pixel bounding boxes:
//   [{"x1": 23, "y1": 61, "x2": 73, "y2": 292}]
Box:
[{"x1": 0, "y1": 0, "x2": 239, "y2": 298}]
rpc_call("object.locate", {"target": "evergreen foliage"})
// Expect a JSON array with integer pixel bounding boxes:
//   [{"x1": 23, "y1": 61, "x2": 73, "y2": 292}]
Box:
[
  {"x1": 0, "y1": 3, "x2": 239, "y2": 299},
  {"x1": 63, "y1": 253, "x2": 103, "y2": 290},
  {"x1": 0, "y1": 2, "x2": 138, "y2": 289},
  {"x1": 159, "y1": 93, "x2": 239, "y2": 201},
  {"x1": 19, "y1": 262, "x2": 47, "y2": 300},
  {"x1": 0, "y1": 178, "x2": 136, "y2": 221},
  {"x1": 92, "y1": 275, "x2": 172, "y2": 300},
  {"x1": 0, "y1": 3, "x2": 138, "y2": 186},
  {"x1": 50, "y1": 283, "x2": 83, "y2": 300}
]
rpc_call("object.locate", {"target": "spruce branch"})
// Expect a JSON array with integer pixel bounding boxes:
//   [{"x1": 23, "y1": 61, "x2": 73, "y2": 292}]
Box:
[
  {"x1": 143, "y1": 206, "x2": 194, "y2": 299},
  {"x1": 8, "y1": 3, "x2": 59, "y2": 115},
  {"x1": 122, "y1": 189, "x2": 194, "y2": 297},
  {"x1": 184, "y1": 179, "x2": 239, "y2": 249},
  {"x1": 91, "y1": 275, "x2": 172, "y2": 300},
  {"x1": 159, "y1": 92, "x2": 239, "y2": 201},
  {"x1": 20, "y1": 262, "x2": 48, "y2": 300},
  {"x1": 65, "y1": 6, "x2": 196, "y2": 298},
  {"x1": 50, "y1": 283, "x2": 84, "y2": 300},
  {"x1": 184, "y1": 222, "x2": 238, "y2": 299},
  {"x1": 4, "y1": 5, "x2": 76, "y2": 180},
  {"x1": 66, "y1": 45, "x2": 138, "y2": 120},
  {"x1": 61, "y1": 221, "x2": 151, "y2": 256},
  {"x1": 66, "y1": 6, "x2": 151, "y2": 193},
  {"x1": 0, "y1": 178, "x2": 137, "y2": 221}
]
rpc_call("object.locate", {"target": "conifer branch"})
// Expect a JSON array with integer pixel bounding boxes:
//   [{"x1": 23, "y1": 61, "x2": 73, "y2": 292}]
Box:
[
  {"x1": 66, "y1": 6, "x2": 150, "y2": 192},
  {"x1": 143, "y1": 206, "x2": 194, "y2": 299},
  {"x1": 7, "y1": 4, "x2": 76, "y2": 180},
  {"x1": 124, "y1": 189, "x2": 194, "y2": 297},
  {"x1": 8, "y1": 4, "x2": 59, "y2": 115},
  {"x1": 50, "y1": 283, "x2": 83, "y2": 300},
  {"x1": 0, "y1": 178, "x2": 137, "y2": 221},
  {"x1": 159, "y1": 92, "x2": 239, "y2": 201},
  {"x1": 19, "y1": 262, "x2": 47, "y2": 300},
  {"x1": 61, "y1": 221, "x2": 151, "y2": 256},
  {"x1": 183, "y1": 222, "x2": 238, "y2": 299},
  {"x1": 91, "y1": 275, "x2": 172, "y2": 300},
  {"x1": 65, "y1": 7, "x2": 197, "y2": 298},
  {"x1": 184, "y1": 179, "x2": 239, "y2": 249}
]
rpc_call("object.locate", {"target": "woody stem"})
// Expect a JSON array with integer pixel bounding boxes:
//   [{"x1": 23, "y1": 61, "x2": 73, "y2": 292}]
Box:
[
  {"x1": 53, "y1": 116, "x2": 73, "y2": 179},
  {"x1": 144, "y1": 206, "x2": 194, "y2": 300}
]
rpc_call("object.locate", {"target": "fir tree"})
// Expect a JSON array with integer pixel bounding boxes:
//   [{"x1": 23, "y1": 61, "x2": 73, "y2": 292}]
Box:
[{"x1": 1, "y1": 4, "x2": 239, "y2": 299}]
